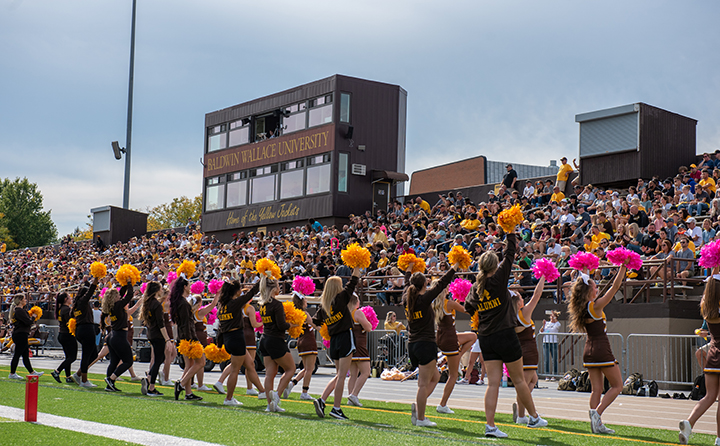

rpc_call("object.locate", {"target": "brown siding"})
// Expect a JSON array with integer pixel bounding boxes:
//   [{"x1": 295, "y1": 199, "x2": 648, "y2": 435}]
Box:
[
  {"x1": 580, "y1": 150, "x2": 639, "y2": 186},
  {"x1": 638, "y1": 103, "x2": 697, "y2": 180},
  {"x1": 409, "y1": 156, "x2": 486, "y2": 195}
]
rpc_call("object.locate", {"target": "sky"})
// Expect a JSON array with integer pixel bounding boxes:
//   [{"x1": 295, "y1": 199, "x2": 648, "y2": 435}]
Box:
[{"x1": 1, "y1": 0, "x2": 719, "y2": 236}]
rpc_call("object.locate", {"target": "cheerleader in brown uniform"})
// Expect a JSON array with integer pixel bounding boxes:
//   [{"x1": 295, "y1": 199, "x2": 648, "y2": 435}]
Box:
[
  {"x1": 431, "y1": 281, "x2": 476, "y2": 414},
  {"x1": 346, "y1": 298, "x2": 372, "y2": 407},
  {"x1": 680, "y1": 268, "x2": 720, "y2": 445},
  {"x1": 189, "y1": 292, "x2": 219, "y2": 391},
  {"x1": 169, "y1": 277, "x2": 203, "y2": 401},
  {"x1": 7, "y1": 295, "x2": 42, "y2": 379},
  {"x1": 567, "y1": 264, "x2": 627, "y2": 434},
  {"x1": 511, "y1": 277, "x2": 545, "y2": 425},
  {"x1": 52, "y1": 293, "x2": 77, "y2": 383},
  {"x1": 159, "y1": 291, "x2": 176, "y2": 386},
  {"x1": 288, "y1": 292, "x2": 318, "y2": 400}
]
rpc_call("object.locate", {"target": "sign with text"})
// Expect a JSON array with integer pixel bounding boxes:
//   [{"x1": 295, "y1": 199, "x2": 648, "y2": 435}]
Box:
[
  {"x1": 202, "y1": 195, "x2": 333, "y2": 232},
  {"x1": 204, "y1": 124, "x2": 335, "y2": 177}
]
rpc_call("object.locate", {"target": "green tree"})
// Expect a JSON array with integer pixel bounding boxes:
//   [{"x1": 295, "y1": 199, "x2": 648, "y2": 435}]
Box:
[
  {"x1": 0, "y1": 177, "x2": 58, "y2": 248},
  {"x1": 146, "y1": 195, "x2": 202, "y2": 231},
  {"x1": 0, "y1": 212, "x2": 15, "y2": 249}
]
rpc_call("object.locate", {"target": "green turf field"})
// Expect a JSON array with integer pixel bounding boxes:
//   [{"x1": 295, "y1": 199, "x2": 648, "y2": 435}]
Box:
[{"x1": 0, "y1": 367, "x2": 703, "y2": 446}]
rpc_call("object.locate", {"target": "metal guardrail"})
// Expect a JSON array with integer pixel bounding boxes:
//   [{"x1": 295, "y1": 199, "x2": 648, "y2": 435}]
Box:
[
  {"x1": 625, "y1": 334, "x2": 702, "y2": 386},
  {"x1": 367, "y1": 329, "x2": 409, "y2": 368},
  {"x1": 537, "y1": 332, "x2": 624, "y2": 379}
]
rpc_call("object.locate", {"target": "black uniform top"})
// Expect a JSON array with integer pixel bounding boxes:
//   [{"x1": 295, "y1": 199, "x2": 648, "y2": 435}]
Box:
[
  {"x1": 218, "y1": 282, "x2": 259, "y2": 333},
  {"x1": 11, "y1": 307, "x2": 33, "y2": 334},
  {"x1": 312, "y1": 275, "x2": 358, "y2": 336},
  {"x1": 72, "y1": 282, "x2": 98, "y2": 325},
  {"x1": 144, "y1": 297, "x2": 166, "y2": 340},
  {"x1": 404, "y1": 268, "x2": 455, "y2": 344},
  {"x1": 465, "y1": 233, "x2": 518, "y2": 336},
  {"x1": 260, "y1": 297, "x2": 290, "y2": 339},
  {"x1": 173, "y1": 297, "x2": 198, "y2": 341},
  {"x1": 58, "y1": 305, "x2": 72, "y2": 334},
  {"x1": 108, "y1": 285, "x2": 134, "y2": 332}
]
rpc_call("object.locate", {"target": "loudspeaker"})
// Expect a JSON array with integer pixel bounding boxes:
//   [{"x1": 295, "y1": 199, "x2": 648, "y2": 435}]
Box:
[{"x1": 345, "y1": 126, "x2": 354, "y2": 139}]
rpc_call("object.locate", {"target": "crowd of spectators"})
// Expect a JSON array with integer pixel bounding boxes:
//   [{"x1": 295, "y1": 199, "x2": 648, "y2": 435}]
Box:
[{"x1": 3, "y1": 152, "x2": 720, "y2": 314}]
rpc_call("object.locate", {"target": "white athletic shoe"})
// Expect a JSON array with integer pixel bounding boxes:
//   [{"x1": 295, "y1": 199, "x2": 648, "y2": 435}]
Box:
[
  {"x1": 589, "y1": 409, "x2": 601, "y2": 433},
  {"x1": 282, "y1": 381, "x2": 294, "y2": 399},
  {"x1": 130, "y1": 376, "x2": 142, "y2": 382},
  {"x1": 596, "y1": 423, "x2": 615, "y2": 434},
  {"x1": 223, "y1": 397, "x2": 242, "y2": 406},
  {"x1": 214, "y1": 382, "x2": 226, "y2": 395},
  {"x1": 71, "y1": 373, "x2": 82, "y2": 386},
  {"x1": 300, "y1": 392, "x2": 314, "y2": 400},
  {"x1": 485, "y1": 425, "x2": 508, "y2": 438},
  {"x1": 516, "y1": 416, "x2": 529, "y2": 425},
  {"x1": 197, "y1": 385, "x2": 211, "y2": 391},
  {"x1": 411, "y1": 403, "x2": 417, "y2": 426},
  {"x1": 246, "y1": 388, "x2": 258, "y2": 396},
  {"x1": 8, "y1": 373, "x2": 23, "y2": 380},
  {"x1": 527, "y1": 415, "x2": 548, "y2": 428},
  {"x1": 191, "y1": 384, "x2": 198, "y2": 390},
  {"x1": 415, "y1": 418, "x2": 437, "y2": 427},
  {"x1": 80, "y1": 380, "x2": 97, "y2": 388},
  {"x1": 679, "y1": 420, "x2": 692, "y2": 445},
  {"x1": 30, "y1": 371, "x2": 43, "y2": 377},
  {"x1": 715, "y1": 437, "x2": 720, "y2": 446},
  {"x1": 456, "y1": 378, "x2": 469, "y2": 385},
  {"x1": 436, "y1": 405, "x2": 454, "y2": 414},
  {"x1": 348, "y1": 395, "x2": 363, "y2": 407},
  {"x1": 258, "y1": 392, "x2": 266, "y2": 399},
  {"x1": 272, "y1": 391, "x2": 280, "y2": 407},
  {"x1": 160, "y1": 380, "x2": 174, "y2": 387},
  {"x1": 158, "y1": 370, "x2": 166, "y2": 383}
]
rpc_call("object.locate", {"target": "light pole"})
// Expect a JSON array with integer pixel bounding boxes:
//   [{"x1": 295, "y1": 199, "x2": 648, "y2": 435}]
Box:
[{"x1": 113, "y1": 0, "x2": 137, "y2": 210}]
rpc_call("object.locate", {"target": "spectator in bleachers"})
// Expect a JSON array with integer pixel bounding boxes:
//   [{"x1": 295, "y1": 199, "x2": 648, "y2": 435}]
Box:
[{"x1": 556, "y1": 157, "x2": 573, "y2": 192}]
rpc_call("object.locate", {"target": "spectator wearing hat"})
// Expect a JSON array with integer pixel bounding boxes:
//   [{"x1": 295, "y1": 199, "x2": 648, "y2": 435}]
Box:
[
  {"x1": 684, "y1": 217, "x2": 702, "y2": 246},
  {"x1": 689, "y1": 163, "x2": 701, "y2": 181},
  {"x1": 556, "y1": 157, "x2": 573, "y2": 192},
  {"x1": 502, "y1": 164, "x2": 518, "y2": 191},
  {"x1": 487, "y1": 189, "x2": 498, "y2": 204}
]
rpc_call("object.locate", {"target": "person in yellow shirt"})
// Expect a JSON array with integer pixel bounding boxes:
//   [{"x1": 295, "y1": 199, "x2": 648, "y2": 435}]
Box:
[
  {"x1": 550, "y1": 186, "x2": 565, "y2": 204},
  {"x1": 460, "y1": 213, "x2": 481, "y2": 232},
  {"x1": 591, "y1": 226, "x2": 611, "y2": 246},
  {"x1": 556, "y1": 157, "x2": 574, "y2": 191},
  {"x1": 699, "y1": 169, "x2": 716, "y2": 196},
  {"x1": 384, "y1": 311, "x2": 406, "y2": 335},
  {"x1": 0, "y1": 242, "x2": 5, "y2": 253},
  {"x1": 415, "y1": 196, "x2": 431, "y2": 214}
]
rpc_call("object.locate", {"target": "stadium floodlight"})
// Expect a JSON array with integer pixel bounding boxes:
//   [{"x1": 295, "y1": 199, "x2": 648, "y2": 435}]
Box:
[{"x1": 111, "y1": 141, "x2": 125, "y2": 160}]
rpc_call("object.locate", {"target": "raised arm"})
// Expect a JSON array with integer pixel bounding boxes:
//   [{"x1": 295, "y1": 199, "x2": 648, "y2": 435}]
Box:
[
  {"x1": 594, "y1": 265, "x2": 627, "y2": 313},
  {"x1": 197, "y1": 292, "x2": 221, "y2": 318},
  {"x1": 521, "y1": 277, "x2": 545, "y2": 321}
]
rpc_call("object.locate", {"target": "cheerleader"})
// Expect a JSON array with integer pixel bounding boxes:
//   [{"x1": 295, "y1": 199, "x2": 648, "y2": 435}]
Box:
[
  {"x1": 158, "y1": 291, "x2": 176, "y2": 386},
  {"x1": 567, "y1": 263, "x2": 627, "y2": 434},
  {"x1": 169, "y1": 276, "x2": 203, "y2": 401},
  {"x1": 431, "y1": 281, "x2": 476, "y2": 413},
  {"x1": 259, "y1": 274, "x2": 296, "y2": 412},
  {"x1": 212, "y1": 300, "x2": 266, "y2": 398},
  {"x1": 287, "y1": 292, "x2": 318, "y2": 400},
  {"x1": 102, "y1": 284, "x2": 140, "y2": 392},
  {"x1": 216, "y1": 280, "x2": 259, "y2": 406},
  {"x1": 139, "y1": 282, "x2": 172, "y2": 396},
  {"x1": 312, "y1": 267, "x2": 361, "y2": 420},
  {"x1": 189, "y1": 292, "x2": 220, "y2": 391},
  {"x1": 464, "y1": 232, "x2": 547, "y2": 438},
  {"x1": 680, "y1": 267, "x2": 720, "y2": 445},
  {"x1": 71, "y1": 277, "x2": 100, "y2": 387},
  {"x1": 7, "y1": 295, "x2": 42, "y2": 378},
  {"x1": 52, "y1": 293, "x2": 77, "y2": 383},
  {"x1": 512, "y1": 278, "x2": 545, "y2": 425},
  {"x1": 347, "y1": 298, "x2": 372, "y2": 406},
  {"x1": 403, "y1": 262, "x2": 457, "y2": 427}
]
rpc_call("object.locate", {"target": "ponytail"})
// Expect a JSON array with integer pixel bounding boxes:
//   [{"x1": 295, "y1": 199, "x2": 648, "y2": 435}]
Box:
[
  {"x1": 403, "y1": 272, "x2": 426, "y2": 314},
  {"x1": 55, "y1": 293, "x2": 68, "y2": 319}
]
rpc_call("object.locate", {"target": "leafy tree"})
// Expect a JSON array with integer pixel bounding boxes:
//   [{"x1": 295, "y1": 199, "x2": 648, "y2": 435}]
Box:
[
  {"x1": 0, "y1": 177, "x2": 58, "y2": 248},
  {"x1": 146, "y1": 195, "x2": 202, "y2": 231},
  {"x1": 0, "y1": 212, "x2": 15, "y2": 249}
]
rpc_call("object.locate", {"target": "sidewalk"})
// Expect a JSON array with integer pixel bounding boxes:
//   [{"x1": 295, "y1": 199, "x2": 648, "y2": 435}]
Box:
[{"x1": 1, "y1": 351, "x2": 715, "y2": 436}]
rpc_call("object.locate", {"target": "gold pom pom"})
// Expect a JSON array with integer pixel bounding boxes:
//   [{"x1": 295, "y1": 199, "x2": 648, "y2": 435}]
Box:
[
  {"x1": 341, "y1": 243, "x2": 371, "y2": 269},
  {"x1": 28, "y1": 306, "x2": 43, "y2": 320},
  {"x1": 176, "y1": 260, "x2": 196, "y2": 278},
  {"x1": 319, "y1": 323, "x2": 330, "y2": 341},
  {"x1": 255, "y1": 258, "x2": 281, "y2": 280},
  {"x1": 90, "y1": 262, "x2": 107, "y2": 278},
  {"x1": 115, "y1": 264, "x2": 141, "y2": 286},
  {"x1": 497, "y1": 204, "x2": 524, "y2": 232},
  {"x1": 178, "y1": 339, "x2": 204, "y2": 359},
  {"x1": 68, "y1": 318, "x2": 77, "y2": 336},
  {"x1": 204, "y1": 343, "x2": 231, "y2": 362},
  {"x1": 448, "y1": 246, "x2": 472, "y2": 270},
  {"x1": 283, "y1": 301, "x2": 306, "y2": 338},
  {"x1": 470, "y1": 311, "x2": 480, "y2": 331}
]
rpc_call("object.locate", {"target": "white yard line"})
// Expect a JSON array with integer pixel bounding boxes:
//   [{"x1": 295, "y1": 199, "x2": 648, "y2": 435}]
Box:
[{"x1": 0, "y1": 404, "x2": 224, "y2": 446}]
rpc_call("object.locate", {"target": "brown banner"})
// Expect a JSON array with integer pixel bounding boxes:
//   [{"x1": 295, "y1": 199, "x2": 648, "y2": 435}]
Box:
[
  {"x1": 204, "y1": 124, "x2": 336, "y2": 177},
  {"x1": 201, "y1": 195, "x2": 333, "y2": 232}
]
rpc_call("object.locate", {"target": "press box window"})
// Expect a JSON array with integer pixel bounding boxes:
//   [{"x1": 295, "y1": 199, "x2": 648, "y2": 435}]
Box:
[
  {"x1": 282, "y1": 102, "x2": 307, "y2": 135},
  {"x1": 228, "y1": 119, "x2": 250, "y2": 147},
  {"x1": 339, "y1": 93, "x2": 351, "y2": 123},
  {"x1": 207, "y1": 124, "x2": 227, "y2": 153},
  {"x1": 226, "y1": 171, "x2": 248, "y2": 208},
  {"x1": 309, "y1": 94, "x2": 333, "y2": 128},
  {"x1": 338, "y1": 152, "x2": 348, "y2": 192},
  {"x1": 306, "y1": 152, "x2": 331, "y2": 195},
  {"x1": 205, "y1": 176, "x2": 225, "y2": 211}
]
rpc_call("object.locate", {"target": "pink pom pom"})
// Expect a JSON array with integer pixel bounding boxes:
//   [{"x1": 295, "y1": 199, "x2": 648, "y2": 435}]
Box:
[
  {"x1": 167, "y1": 271, "x2": 177, "y2": 284},
  {"x1": 606, "y1": 247, "x2": 643, "y2": 271},
  {"x1": 568, "y1": 252, "x2": 599, "y2": 271},
  {"x1": 140, "y1": 282, "x2": 147, "y2": 294},
  {"x1": 206, "y1": 307, "x2": 217, "y2": 325},
  {"x1": 700, "y1": 240, "x2": 720, "y2": 269},
  {"x1": 532, "y1": 258, "x2": 560, "y2": 282},
  {"x1": 292, "y1": 276, "x2": 316, "y2": 296},
  {"x1": 322, "y1": 339, "x2": 331, "y2": 349},
  {"x1": 448, "y1": 278, "x2": 472, "y2": 303},
  {"x1": 100, "y1": 287, "x2": 108, "y2": 299},
  {"x1": 254, "y1": 312, "x2": 264, "y2": 333},
  {"x1": 360, "y1": 306, "x2": 379, "y2": 330},
  {"x1": 190, "y1": 281, "x2": 205, "y2": 295},
  {"x1": 208, "y1": 279, "x2": 223, "y2": 295}
]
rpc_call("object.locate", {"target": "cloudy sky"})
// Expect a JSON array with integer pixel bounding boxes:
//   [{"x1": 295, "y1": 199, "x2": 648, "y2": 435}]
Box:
[{"x1": 1, "y1": 0, "x2": 719, "y2": 236}]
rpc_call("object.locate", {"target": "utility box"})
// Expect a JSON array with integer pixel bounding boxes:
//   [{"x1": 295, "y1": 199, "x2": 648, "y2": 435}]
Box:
[
  {"x1": 91, "y1": 205, "x2": 148, "y2": 246},
  {"x1": 576, "y1": 103, "x2": 697, "y2": 186}
]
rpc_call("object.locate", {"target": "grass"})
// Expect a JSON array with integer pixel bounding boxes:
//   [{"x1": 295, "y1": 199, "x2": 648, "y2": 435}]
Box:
[{"x1": 0, "y1": 366, "x2": 706, "y2": 446}]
